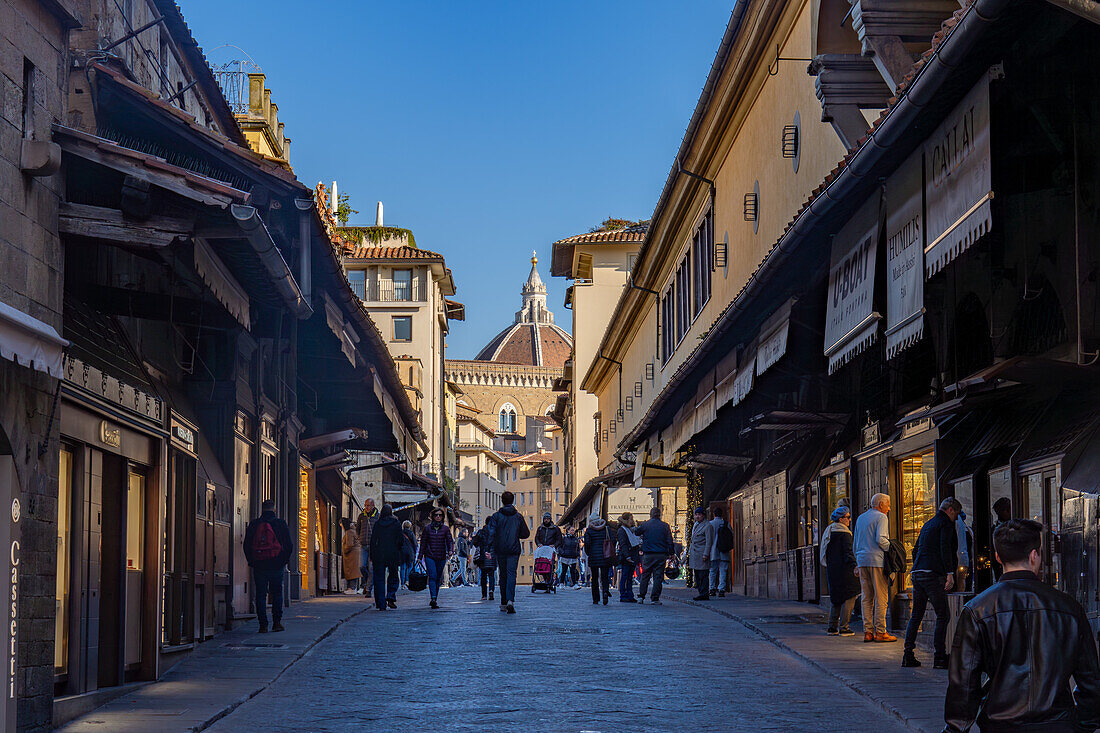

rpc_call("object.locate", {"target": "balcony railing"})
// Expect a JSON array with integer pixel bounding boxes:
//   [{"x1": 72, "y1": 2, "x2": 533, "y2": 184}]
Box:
[{"x1": 350, "y1": 279, "x2": 423, "y2": 302}]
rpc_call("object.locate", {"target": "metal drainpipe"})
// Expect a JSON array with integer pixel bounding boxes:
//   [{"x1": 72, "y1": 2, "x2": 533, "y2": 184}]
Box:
[{"x1": 294, "y1": 199, "x2": 314, "y2": 304}]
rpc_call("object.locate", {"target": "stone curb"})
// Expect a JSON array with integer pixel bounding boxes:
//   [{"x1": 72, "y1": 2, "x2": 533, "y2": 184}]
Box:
[
  {"x1": 670, "y1": 596, "x2": 933, "y2": 733},
  {"x1": 191, "y1": 603, "x2": 371, "y2": 732}
]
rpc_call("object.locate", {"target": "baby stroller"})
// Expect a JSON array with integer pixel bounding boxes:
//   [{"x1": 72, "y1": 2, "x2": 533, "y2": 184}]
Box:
[{"x1": 531, "y1": 545, "x2": 557, "y2": 593}]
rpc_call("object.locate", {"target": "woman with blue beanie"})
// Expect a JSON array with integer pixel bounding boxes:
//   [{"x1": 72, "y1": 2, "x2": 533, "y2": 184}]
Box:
[{"x1": 821, "y1": 504, "x2": 860, "y2": 636}]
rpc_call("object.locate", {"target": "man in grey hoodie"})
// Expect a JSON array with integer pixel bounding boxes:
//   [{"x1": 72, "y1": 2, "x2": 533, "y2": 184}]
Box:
[{"x1": 488, "y1": 490, "x2": 530, "y2": 614}]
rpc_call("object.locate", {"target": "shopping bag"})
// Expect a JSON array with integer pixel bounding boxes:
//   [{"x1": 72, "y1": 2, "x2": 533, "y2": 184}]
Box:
[{"x1": 408, "y1": 561, "x2": 428, "y2": 592}]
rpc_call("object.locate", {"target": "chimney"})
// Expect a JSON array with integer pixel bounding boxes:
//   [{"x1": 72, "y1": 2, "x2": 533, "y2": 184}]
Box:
[
  {"x1": 376, "y1": 201, "x2": 384, "y2": 227},
  {"x1": 330, "y1": 181, "x2": 338, "y2": 215}
]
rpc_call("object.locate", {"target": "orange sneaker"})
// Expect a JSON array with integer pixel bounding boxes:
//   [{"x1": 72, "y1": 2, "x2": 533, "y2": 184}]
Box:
[
  {"x1": 874, "y1": 633, "x2": 899, "y2": 643},
  {"x1": 864, "y1": 632, "x2": 874, "y2": 643}
]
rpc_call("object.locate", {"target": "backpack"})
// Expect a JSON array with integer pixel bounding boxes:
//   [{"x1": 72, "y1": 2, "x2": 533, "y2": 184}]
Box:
[
  {"x1": 252, "y1": 520, "x2": 282, "y2": 562},
  {"x1": 716, "y1": 522, "x2": 735, "y2": 554}
]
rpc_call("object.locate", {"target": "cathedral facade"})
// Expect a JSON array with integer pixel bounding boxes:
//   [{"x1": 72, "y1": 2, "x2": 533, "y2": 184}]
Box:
[{"x1": 446, "y1": 254, "x2": 571, "y2": 453}]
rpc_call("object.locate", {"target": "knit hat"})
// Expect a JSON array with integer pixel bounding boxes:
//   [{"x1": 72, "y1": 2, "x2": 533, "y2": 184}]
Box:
[
  {"x1": 693, "y1": 506, "x2": 706, "y2": 516},
  {"x1": 543, "y1": 512, "x2": 552, "y2": 520},
  {"x1": 830, "y1": 505, "x2": 850, "y2": 522}
]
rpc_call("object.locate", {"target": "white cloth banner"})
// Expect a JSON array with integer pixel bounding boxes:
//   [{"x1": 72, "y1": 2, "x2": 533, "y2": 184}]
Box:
[
  {"x1": 885, "y1": 154, "x2": 925, "y2": 359},
  {"x1": 924, "y1": 75, "x2": 992, "y2": 277},
  {"x1": 730, "y1": 349, "x2": 755, "y2": 406},
  {"x1": 824, "y1": 197, "x2": 881, "y2": 374},
  {"x1": 757, "y1": 299, "x2": 793, "y2": 376}
]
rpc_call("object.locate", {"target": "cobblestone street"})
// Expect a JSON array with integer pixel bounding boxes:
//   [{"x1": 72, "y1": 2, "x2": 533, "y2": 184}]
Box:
[{"x1": 207, "y1": 585, "x2": 910, "y2": 732}]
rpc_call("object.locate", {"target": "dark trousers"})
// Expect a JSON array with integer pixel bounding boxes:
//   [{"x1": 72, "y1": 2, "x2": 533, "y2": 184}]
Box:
[
  {"x1": 480, "y1": 565, "x2": 495, "y2": 595},
  {"x1": 253, "y1": 566, "x2": 284, "y2": 627},
  {"x1": 498, "y1": 554, "x2": 519, "y2": 605},
  {"x1": 372, "y1": 562, "x2": 399, "y2": 608},
  {"x1": 693, "y1": 569, "x2": 710, "y2": 598},
  {"x1": 619, "y1": 561, "x2": 636, "y2": 600},
  {"x1": 591, "y1": 565, "x2": 612, "y2": 602},
  {"x1": 559, "y1": 562, "x2": 578, "y2": 585},
  {"x1": 905, "y1": 572, "x2": 950, "y2": 658},
  {"x1": 638, "y1": 553, "x2": 667, "y2": 601}
]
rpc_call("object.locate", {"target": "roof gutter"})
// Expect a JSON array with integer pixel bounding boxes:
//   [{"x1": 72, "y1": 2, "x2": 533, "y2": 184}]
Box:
[
  {"x1": 230, "y1": 204, "x2": 312, "y2": 318},
  {"x1": 619, "y1": 0, "x2": 1012, "y2": 452}
]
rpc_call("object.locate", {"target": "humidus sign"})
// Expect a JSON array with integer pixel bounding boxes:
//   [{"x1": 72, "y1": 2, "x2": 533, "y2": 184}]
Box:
[{"x1": 824, "y1": 197, "x2": 882, "y2": 374}]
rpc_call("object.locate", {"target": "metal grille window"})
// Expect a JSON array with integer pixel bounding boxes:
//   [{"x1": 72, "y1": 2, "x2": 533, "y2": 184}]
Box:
[
  {"x1": 691, "y1": 209, "x2": 713, "y2": 316},
  {"x1": 393, "y1": 269, "x2": 413, "y2": 301}
]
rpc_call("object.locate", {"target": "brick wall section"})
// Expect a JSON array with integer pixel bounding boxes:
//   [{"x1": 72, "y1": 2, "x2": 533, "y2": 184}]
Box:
[{"x1": 0, "y1": 0, "x2": 69, "y2": 729}]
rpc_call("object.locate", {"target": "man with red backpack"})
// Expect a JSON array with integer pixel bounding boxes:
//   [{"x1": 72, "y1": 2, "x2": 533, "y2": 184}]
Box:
[{"x1": 243, "y1": 499, "x2": 293, "y2": 633}]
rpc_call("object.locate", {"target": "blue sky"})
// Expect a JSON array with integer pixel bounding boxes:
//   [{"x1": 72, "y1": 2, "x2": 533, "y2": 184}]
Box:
[{"x1": 184, "y1": 1, "x2": 733, "y2": 358}]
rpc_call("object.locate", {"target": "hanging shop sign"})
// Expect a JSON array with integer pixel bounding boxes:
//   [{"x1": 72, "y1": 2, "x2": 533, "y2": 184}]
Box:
[
  {"x1": 924, "y1": 74, "x2": 992, "y2": 277},
  {"x1": 885, "y1": 154, "x2": 925, "y2": 359},
  {"x1": 824, "y1": 197, "x2": 881, "y2": 374},
  {"x1": 756, "y1": 299, "x2": 794, "y2": 376}
]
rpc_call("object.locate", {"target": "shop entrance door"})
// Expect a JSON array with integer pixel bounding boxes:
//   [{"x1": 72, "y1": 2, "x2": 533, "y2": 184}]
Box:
[
  {"x1": 124, "y1": 468, "x2": 145, "y2": 671},
  {"x1": 1023, "y1": 467, "x2": 1062, "y2": 589},
  {"x1": 195, "y1": 485, "x2": 216, "y2": 640},
  {"x1": 163, "y1": 451, "x2": 195, "y2": 647}
]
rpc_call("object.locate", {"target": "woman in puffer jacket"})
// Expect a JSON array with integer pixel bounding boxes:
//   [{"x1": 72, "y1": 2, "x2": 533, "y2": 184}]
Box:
[{"x1": 583, "y1": 514, "x2": 615, "y2": 605}]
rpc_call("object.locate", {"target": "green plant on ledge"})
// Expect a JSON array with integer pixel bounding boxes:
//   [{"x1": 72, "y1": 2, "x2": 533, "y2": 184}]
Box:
[{"x1": 337, "y1": 226, "x2": 418, "y2": 249}]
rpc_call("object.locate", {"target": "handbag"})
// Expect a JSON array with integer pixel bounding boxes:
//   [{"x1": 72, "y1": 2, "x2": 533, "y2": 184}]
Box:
[
  {"x1": 407, "y1": 560, "x2": 428, "y2": 592},
  {"x1": 601, "y1": 529, "x2": 614, "y2": 559}
]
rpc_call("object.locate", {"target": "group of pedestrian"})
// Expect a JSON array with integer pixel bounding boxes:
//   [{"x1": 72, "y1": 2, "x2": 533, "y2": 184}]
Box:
[{"x1": 683, "y1": 506, "x2": 734, "y2": 601}]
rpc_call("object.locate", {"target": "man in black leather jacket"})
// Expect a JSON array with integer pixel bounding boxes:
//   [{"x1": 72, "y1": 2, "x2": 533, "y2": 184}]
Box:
[{"x1": 944, "y1": 518, "x2": 1100, "y2": 733}]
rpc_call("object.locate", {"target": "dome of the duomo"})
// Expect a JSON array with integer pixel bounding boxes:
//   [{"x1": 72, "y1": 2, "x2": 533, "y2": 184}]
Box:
[{"x1": 473, "y1": 253, "x2": 572, "y2": 368}]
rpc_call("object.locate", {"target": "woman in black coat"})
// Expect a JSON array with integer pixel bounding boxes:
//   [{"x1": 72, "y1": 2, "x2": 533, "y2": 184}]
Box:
[
  {"x1": 583, "y1": 514, "x2": 615, "y2": 606},
  {"x1": 822, "y1": 505, "x2": 861, "y2": 635}
]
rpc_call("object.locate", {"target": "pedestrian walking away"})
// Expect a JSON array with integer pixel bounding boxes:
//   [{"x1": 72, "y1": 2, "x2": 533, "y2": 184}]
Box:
[
  {"x1": 417, "y1": 508, "x2": 454, "y2": 609},
  {"x1": 820, "y1": 505, "x2": 859, "y2": 637},
  {"x1": 243, "y1": 499, "x2": 293, "y2": 633},
  {"x1": 709, "y1": 506, "x2": 734, "y2": 597},
  {"x1": 369, "y1": 504, "x2": 405, "y2": 610},
  {"x1": 903, "y1": 497, "x2": 960, "y2": 668},
  {"x1": 558, "y1": 526, "x2": 581, "y2": 588},
  {"x1": 400, "y1": 520, "x2": 417, "y2": 588},
  {"x1": 617, "y1": 512, "x2": 641, "y2": 602},
  {"x1": 944, "y1": 518, "x2": 1100, "y2": 732},
  {"x1": 583, "y1": 514, "x2": 614, "y2": 605},
  {"x1": 635, "y1": 506, "x2": 675, "y2": 604},
  {"x1": 854, "y1": 492, "x2": 895, "y2": 642},
  {"x1": 356, "y1": 499, "x2": 380, "y2": 597},
  {"x1": 472, "y1": 517, "x2": 497, "y2": 601},
  {"x1": 990, "y1": 497, "x2": 1011, "y2": 580},
  {"x1": 489, "y1": 490, "x2": 529, "y2": 613},
  {"x1": 688, "y1": 507, "x2": 713, "y2": 601},
  {"x1": 340, "y1": 517, "x2": 361, "y2": 594},
  {"x1": 454, "y1": 528, "x2": 471, "y2": 586}
]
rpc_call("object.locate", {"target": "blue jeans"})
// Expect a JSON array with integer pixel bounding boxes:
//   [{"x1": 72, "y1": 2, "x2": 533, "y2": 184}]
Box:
[
  {"x1": 559, "y1": 560, "x2": 577, "y2": 585},
  {"x1": 456, "y1": 556, "x2": 468, "y2": 585},
  {"x1": 424, "y1": 557, "x2": 445, "y2": 600},
  {"x1": 373, "y1": 563, "x2": 399, "y2": 608},
  {"x1": 497, "y1": 554, "x2": 519, "y2": 605},
  {"x1": 252, "y1": 566, "x2": 284, "y2": 628},
  {"x1": 619, "y1": 561, "x2": 636, "y2": 600},
  {"x1": 359, "y1": 547, "x2": 371, "y2": 594},
  {"x1": 709, "y1": 559, "x2": 730, "y2": 593}
]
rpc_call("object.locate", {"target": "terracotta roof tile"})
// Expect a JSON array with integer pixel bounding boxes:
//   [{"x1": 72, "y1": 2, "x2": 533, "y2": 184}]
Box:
[
  {"x1": 552, "y1": 226, "x2": 649, "y2": 246},
  {"x1": 344, "y1": 245, "x2": 445, "y2": 260}
]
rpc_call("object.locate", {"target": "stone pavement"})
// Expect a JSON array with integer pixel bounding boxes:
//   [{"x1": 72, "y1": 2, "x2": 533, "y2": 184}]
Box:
[
  {"x1": 664, "y1": 588, "x2": 948, "y2": 733},
  {"x1": 207, "y1": 583, "x2": 909, "y2": 733},
  {"x1": 57, "y1": 594, "x2": 370, "y2": 733}
]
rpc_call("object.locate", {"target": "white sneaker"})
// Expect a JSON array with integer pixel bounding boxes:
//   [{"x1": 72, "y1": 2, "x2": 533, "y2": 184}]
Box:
[{"x1": 343, "y1": 589, "x2": 357, "y2": 595}]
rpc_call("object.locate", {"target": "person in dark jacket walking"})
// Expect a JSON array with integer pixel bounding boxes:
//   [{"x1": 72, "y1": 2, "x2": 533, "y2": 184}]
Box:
[
  {"x1": 535, "y1": 513, "x2": 562, "y2": 548},
  {"x1": 617, "y1": 512, "x2": 641, "y2": 602},
  {"x1": 583, "y1": 514, "x2": 615, "y2": 605},
  {"x1": 243, "y1": 499, "x2": 293, "y2": 633},
  {"x1": 417, "y1": 508, "x2": 454, "y2": 609},
  {"x1": 635, "y1": 506, "x2": 674, "y2": 604},
  {"x1": 820, "y1": 505, "x2": 860, "y2": 636},
  {"x1": 903, "y1": 497, "x2": 961, "y2": 668},
  {"x1": 369, "y1": 504, "x2": 404, "y2": 610},
  {"x1": 472, "y1": 517, "x2": 496, "y2": 601},
  {"x1": 944, "y1": 518, "x2": 1100, "y2": 733},
  {"x1": 557, "y1": 526, "x2": 581, "y2": 587},
  {"x1": 489, "y1": 491, "x2": 529, "y2": 614},
  {"x1": 356, "y1": 499, "x2": 379, "y2": 597},
  {"x1": 400, "y1": 520, "x2": 417, "y2": 588}
]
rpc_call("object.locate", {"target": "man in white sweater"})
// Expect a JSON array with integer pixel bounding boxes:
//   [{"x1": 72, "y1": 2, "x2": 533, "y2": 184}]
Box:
[{"x1": 853, "y1": 493, "x2": 895, "y2": 642}]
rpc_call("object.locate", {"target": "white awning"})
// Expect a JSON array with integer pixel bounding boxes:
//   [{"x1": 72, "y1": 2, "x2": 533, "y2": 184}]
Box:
[
  {"x1": 0, "y1": 299, "x2": 67, "y2": 377},
  {"x1": 193, "y1": 237, "x2": 250, "y2": 328},
  {"x1": 756, "y1": 299, "x2": 793, "y2": 376}
]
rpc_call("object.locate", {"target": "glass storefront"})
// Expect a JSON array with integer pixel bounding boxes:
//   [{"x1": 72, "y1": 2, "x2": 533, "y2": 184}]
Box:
[
  {"x1": 898, "y1": 451, "x2": 936, "y2": 589},
  {"x1": 823, "y1": 469, "x2": 849, "y2": 514},
  {"x1": 55, "y1": 448, "x2": 73, "y2": 677}
]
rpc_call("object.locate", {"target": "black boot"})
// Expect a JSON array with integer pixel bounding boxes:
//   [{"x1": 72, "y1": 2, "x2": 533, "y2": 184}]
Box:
[
  {"x1": 933, "y1": 655, "x2": 950, "y2": 670},
  {"x1": 902, "y1": 652, "x2": 922, "y2": 668}
]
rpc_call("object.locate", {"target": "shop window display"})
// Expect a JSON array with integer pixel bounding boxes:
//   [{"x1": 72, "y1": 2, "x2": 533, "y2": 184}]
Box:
[{"x1": 898, "y1": 452, "x2": 936, "y2": 589}]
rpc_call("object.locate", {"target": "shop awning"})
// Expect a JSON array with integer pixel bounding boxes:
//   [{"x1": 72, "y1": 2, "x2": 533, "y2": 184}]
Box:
[
  {"x1": 193, "y1": 238, "x2": 250, "y2": 328},
  {"x1": 1063, "y1": 424, "x2": 1100, "y2": 494},
  {"x1": 383, "y1": 486, "x2": 435, "y2": 507},
  {"x1": 299, "y1": 428, "x2": 371, "y2": 454},
  {"x1": 0, "y1": 299, "x2": 67, "y2": 377},
  {"x1": 824, "y1": 197, "x2": 882, "y2": 375},
  {"x1": 740, "y1": 410, "x2": 847, "y2": 435},
  {"x1": 756, "y1": 299, "x2": 793, "y2": 376},
  {"x1": 631, "y1": 458, "x2": 688, "y2": 489},
  {"x1": 949, "y1": 357, "x2": 1100, "y2": 392}
]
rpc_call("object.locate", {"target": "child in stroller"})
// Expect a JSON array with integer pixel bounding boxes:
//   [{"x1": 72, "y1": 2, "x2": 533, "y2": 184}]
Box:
[{"x1": 531, "y1": 545, "x2": 557, "y2": 593}]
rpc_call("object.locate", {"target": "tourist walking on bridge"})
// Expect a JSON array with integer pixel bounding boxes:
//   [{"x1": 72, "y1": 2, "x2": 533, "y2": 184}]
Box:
[
  {"x1": 356, "y1": 499, "x2": 379, "y2": 597},
  {"x1": 472, "y1": 517, "x2": 496, "y2": 601},
  {"x1": 820, "y1": 505, "x2": 859, "y2": 636},
  {"x1": 635, "y1": 506, "x2": 674, "y2": 605},
  {"x1": 490, "y1": 490, "x2": 529, "y2": 614},
  {"x1": 688, "y1": 507, "x2": 713, "y2": 601},
  {"x1": 558, "y1": 526, "x2": 581, "y2": 588},
  {"x1": 243, "y1": 499, "x2": 293, "y2": 633},
  {"x1": 617, "y1": 512, "x2": 640, "y2": 603},
  {"x1": 340, "y1": 518, "x2": 361, "y2": 594},
  {"x1": 709, "y1": 506, "x2": 733, "y2": 597},
  {"x1": 583, "y1": 514, "x2": 614, "y2": 605},
  {"x1": 854, "y1": 493, "x2": 894, "y2": 642},
  {"x1": 902, "y1": 497, "x2": 960, "y2": 668},
  {"x1": 370, "y1": 504, "x2": 404, "y2": 610},
  {"x1": 418, "y1": 508, "x2": 453, "y2": 609},
  {"x1": 945, "y1": 518, "x2": 1100, "y2": 732}
]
